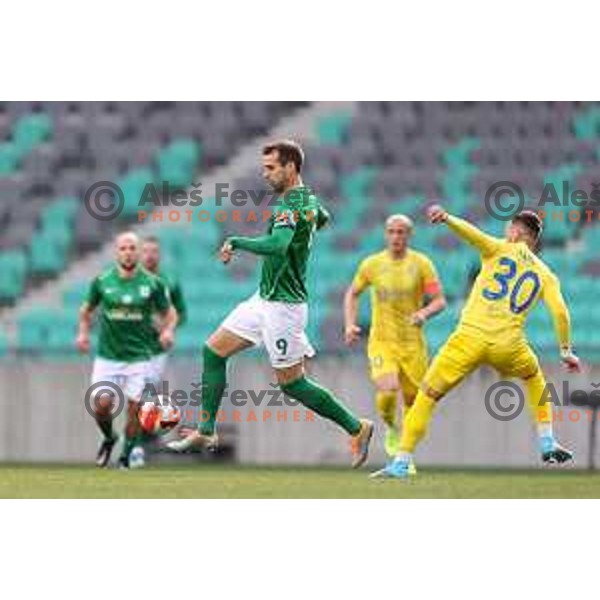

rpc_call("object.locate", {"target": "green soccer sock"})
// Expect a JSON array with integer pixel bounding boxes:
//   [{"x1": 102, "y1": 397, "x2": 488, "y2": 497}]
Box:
[
  {"x1": 281, "y1": 376, "x2": 361, "y2": 436},
  {"x1": 198, "y1": 344, "x2": 228, "y2": 435},
  {"x1": 95, "y1": 414, "x2": 114, "y2": 442},
  {"x1": 120, "y1": 435, "x2": 136, "y2": 461},
  {"x1": 119, "y1": 430, "x2": 152, "y2": 461}
]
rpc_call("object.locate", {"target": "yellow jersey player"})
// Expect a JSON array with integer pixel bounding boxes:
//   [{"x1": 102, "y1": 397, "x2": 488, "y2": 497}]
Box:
[
  {"x1": 344, "y1": 215, "x2": 446, "y2": 458},
  {"x1": 372, "y1": 206, "x2": 582, "y2": 478}
]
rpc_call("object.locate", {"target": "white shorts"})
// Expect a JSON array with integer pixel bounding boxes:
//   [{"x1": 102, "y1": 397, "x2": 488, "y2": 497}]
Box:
[
  {"x1": 148, "y1": 353, "x2": 168, "y2": 383},
  {"x1": 221, "y1": 293, "x2": 316, "y2": 369},
  {"x1": 91, "y1": 357, "x2": 156, "y2": 403}
]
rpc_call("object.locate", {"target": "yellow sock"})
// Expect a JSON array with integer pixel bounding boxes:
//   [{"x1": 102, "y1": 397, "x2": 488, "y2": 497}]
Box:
[
  {"x1": 399, "y1": 390, "x2": 437, "y2": 453},
  {"x1": 524, "y1": 370, "x2": 553, "y2": 435},
  {"x1": 375, "y1": 390, "x2": 398, "y2": 428},
  {"x1": 402, "y1": 399, "x2": 415, "y2": 431}
]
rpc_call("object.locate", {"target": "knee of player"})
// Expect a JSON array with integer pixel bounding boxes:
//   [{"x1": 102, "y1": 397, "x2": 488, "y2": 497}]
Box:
[
  {"x1": 375, "y1": 376, "x2": 399, "y2": 394},
  {"x1": 403, "y1": 394, "x2": 416, "y2": 408},
  {"x1": 203, "y1": 343, "x2": 228, "y2": 366},
  {"x1": 422, "y1": 385, "x2": 444, "y2": 401}
]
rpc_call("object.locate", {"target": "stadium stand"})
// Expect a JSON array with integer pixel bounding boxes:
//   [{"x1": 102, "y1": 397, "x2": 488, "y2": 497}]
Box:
[{"x1": 1, "y1": 102, "x2": 598, "y2": 361}]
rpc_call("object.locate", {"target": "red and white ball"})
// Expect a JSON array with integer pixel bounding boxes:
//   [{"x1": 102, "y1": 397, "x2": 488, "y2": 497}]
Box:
[{"x1": 138, "y1": 394, "x2": 181, "y2": 435}]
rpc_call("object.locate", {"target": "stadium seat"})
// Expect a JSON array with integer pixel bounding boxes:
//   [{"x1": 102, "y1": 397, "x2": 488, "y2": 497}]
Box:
[
  {"x1": 0, "y1": 250, "x2": 28, "y2": 302},
  {"x1": 29, "y1": 233, "x2": 68, "y2": 276},
  {"x1": 12, "y1": 113, "x2": 53, "y2": 154},
  {"x1": 0, "y1": 142, "x2": 20, "y2": 174},
  {"x1": 316, "y1": 111, "x2": 352, "y2": 145}
]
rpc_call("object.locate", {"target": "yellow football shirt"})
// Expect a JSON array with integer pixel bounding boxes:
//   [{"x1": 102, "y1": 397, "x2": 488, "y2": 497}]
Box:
[
  {"x1": 352, "y1": 249, "x2": 441, "y2": 350},
  {"x1": 447, "y1": 216, "x2": 571, "y2": 347}
]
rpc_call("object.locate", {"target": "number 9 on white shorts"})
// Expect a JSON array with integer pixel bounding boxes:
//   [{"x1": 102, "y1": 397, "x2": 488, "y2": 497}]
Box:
[{"x1": 221, "y1": 293, "x2": 315, "y2": 369}]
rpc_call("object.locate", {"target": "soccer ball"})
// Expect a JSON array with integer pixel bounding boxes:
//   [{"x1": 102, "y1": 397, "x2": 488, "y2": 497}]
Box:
[{"x1": 138, "y1": 394, "x2": 182, "y2": 435}]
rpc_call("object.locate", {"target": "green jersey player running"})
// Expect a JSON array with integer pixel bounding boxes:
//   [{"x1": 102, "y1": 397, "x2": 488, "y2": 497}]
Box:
[
  {"x1": 141, "y1": 234, "x2": 188, "y2": 384},
  {"x1": 169, "y1": 140, "x2": 374, "y2": 467},
  {"x1": 76, "y1": 231, "x2": 178, "y2": 469}
]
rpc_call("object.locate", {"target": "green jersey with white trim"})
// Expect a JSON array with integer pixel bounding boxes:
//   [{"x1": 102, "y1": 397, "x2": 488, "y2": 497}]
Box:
[
  {"x1": 85, "y1": 266, "x2": 171, "y2": 362},
  {"x1": 259, "y1": 187, "x2": 329, "y2": 303}
]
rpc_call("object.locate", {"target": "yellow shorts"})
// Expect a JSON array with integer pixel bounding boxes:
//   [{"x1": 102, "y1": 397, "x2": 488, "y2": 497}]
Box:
[
  {"x1": 424, "y1": 326, "x2": 540, "y2": 396},
  {"x1": 368, "y1": 342, "x2": 428, "y2": 399}
]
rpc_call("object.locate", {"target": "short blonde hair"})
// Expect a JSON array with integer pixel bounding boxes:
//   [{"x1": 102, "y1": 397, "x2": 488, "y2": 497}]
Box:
[{"x1": 385, "y1": 214, "x2": 414, "y2": 231}]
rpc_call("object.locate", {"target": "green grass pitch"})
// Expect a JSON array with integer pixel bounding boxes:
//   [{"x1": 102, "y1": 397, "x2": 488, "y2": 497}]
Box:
[{"x1": 2, "y1": 464, "x2": 600, "y2": 498}]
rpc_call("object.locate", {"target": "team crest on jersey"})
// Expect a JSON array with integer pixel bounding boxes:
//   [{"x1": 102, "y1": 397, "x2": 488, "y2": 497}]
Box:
[{"x1": 139, "y1": 285, "x2": 151, "y2": 298}]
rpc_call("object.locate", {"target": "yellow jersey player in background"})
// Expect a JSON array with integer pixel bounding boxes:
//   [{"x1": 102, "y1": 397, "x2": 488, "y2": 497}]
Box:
[
  {"x1": 344, "y1": 215, "x2": 447, "y2": 459},
  {"x1": 372, "y1": 206, "x2": 582, "y2": 479}
]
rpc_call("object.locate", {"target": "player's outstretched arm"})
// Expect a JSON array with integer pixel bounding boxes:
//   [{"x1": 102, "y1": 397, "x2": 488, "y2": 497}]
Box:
[
  {"x1": 344, "y1": 258, "x2": 372, "y2": 345},
  {"x1": 159, "y1": 306, "x2": 178, "y2": 350},
  {"x1": 343, "y1": 284, "x2": 363, "y2": 345},
  {"x1": 227, "y1": 227, "x2": 294, "y2": 258},
  {"x1": 427, "y1": 204, "x2": 502, "y2": 258},
  {"x1": 543, "y1": 274, "x2": 581, "y2": 373},
  {"x1": 171, "y1": 281, "x2": 187, "y2": 327},
  {"x1": 76, "y1": 303, "x2": 94, "y2": 353}
]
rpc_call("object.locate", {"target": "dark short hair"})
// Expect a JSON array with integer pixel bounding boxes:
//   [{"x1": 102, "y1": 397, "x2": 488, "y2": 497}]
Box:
[
  {"x1": 142, "y1": 235, "x2": 160, "y2": 246},
  {"x1": 262, "y1": 140, "x2": 304, "y2": 173},
  {"x1": 513, "y1": 210, "x2": 543, "y2": 241}
]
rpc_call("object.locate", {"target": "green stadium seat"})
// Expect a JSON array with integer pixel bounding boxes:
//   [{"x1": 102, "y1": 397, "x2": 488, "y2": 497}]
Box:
[
  {"x1": 0, "y1": 142, "x2": 21, "y2": 174},
  {"x1": 12, "y1": 113, "x2": 53, "y2": 154},
  {"x1": 29, "y1": 234, "x2": 68, "y2": 276},
  {"x1": 155, "y1": 139, "x2": 200, "y2": 189},
  {"x1": 573, "y1": 107, "x2": 600, "y2": 140},
  {"x1": 0, "y1": 250, "x2": 27, "y2": 301},
  {"x1": 340, "y1": 167, "x2": 377, "y2": 199},
  {"x1": 441, "y1": 137, "x2": 481, "y2": 167},
  {"x1": 17, "y1": 309, "x2": 76, "y2": 353},
  {"x1": 40, "y1": 197, "x2": 79, "y2": 229},
  {"x1": 119, "y1": 168, "x2": 156, "y2": 217},
  {"x1": 316, "y1": 112, "x2": 352, "y2": 145},
  {"x1": 63, "y1": 281, "x2": 90, "y2": 309},
  {"x1": 163, "y1": 139, "x2": 200, "y2": 166},
  {"x1": 46, "y1": 314, "x2": 78, "y2": 353},
  {"x1": 17, "y1": 309, "x2": 53, "y2": 351}
]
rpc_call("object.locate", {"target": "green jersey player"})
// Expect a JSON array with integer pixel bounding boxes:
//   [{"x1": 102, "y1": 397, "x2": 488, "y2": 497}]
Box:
[
  {"x1": 141, "y1": 235, "x2": 188, "y2": 383},
  {"x1": 169, "y1": 140, "x2": 373, "y2": 467},
  {"x1": 76, "y1": 231, "x2": 177, "y2": 468}
]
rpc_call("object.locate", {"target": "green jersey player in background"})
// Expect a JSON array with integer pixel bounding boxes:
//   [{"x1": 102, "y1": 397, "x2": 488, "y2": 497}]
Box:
[
  {"x1": 169, "y1": 140, "x2": 374, "y2": 467},
  {"x1": 76, "y1": 231, "x2": 178, "y2": 469},
  {"x1": 141, "y1": 234, "x2": 188, "y2": 383}
]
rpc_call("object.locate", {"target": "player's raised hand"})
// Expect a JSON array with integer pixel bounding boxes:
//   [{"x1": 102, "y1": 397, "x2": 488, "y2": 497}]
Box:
[
  {"x1": 427, "y1": 204, "x2": 449, "y2": 224},
  {"x1": 561, "y1": 352, "x2": 582, "y2": 374},
  {"x1": 75, "y1": 333, "x2": 90, "y2": 354},
  {"x1": 219, "y1": 241, "x2": 234, "y2": 264},
  {"x1": 344, "y1": 324, "x2": 362, "y2": 346}
]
